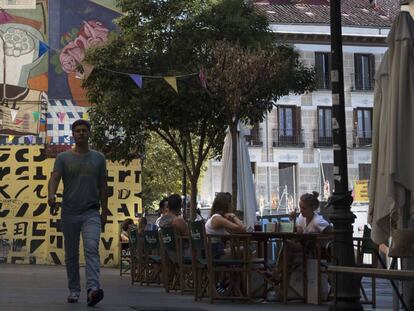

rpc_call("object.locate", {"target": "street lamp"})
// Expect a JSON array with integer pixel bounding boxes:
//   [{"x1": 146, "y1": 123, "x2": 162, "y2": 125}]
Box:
[{"x1": 329, "y1": 1, "x2": 363, "y2": 310}]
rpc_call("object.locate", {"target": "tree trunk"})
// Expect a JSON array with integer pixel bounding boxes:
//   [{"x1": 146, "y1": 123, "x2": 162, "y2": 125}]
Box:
[
  {"x1": 230, "y1": 122, "x2": 238, "y2": 213},
  {"x1": 189, "y1": 177, "x2": 198, "y2": 220}
]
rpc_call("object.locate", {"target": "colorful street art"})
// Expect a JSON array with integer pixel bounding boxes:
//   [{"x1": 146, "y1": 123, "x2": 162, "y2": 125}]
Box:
[
  {"x1": 48, "y1": 0, "x2": 119, "y2": 105},
  {"x1": 0, "y1": 2, "x2": 137, "y2": 266},
  {"x1": 0, "y1": 146, "x2": 142, "y2": 266},
  {"x1": 0, "y1": 0, "x2": 120, "y2": 144},
  {"x1": 0, "y1": 2, "x2": 48, "y2": 140}
]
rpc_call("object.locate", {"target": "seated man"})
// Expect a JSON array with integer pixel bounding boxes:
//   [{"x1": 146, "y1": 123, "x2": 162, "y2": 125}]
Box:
[{"x1": 158, "y1": 194, "x2": 188, "y2": 236}]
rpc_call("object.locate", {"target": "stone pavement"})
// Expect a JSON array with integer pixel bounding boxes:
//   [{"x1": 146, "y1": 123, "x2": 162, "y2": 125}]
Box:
[
  {"x1": 0, "y1": 264, "x2": 396, "y2": 311},
  {"x1": 0, "y1": 264, "x2": 328, "y2": 311}
]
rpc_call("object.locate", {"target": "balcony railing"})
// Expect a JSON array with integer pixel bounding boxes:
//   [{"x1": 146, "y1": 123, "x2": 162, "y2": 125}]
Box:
[
  {"x1": 315, "y1": 71, "x2": 331, "y2": 90},
  {"x1": 245, "y1": 129, "x2": 263, "y2": 147},
  {"x1": 351, "y1": 73, "x2": 375, "y2": 91},
  {"x1": 353, "y1": 130, "x2": 372, "y2": 148},
  {"x1": 272, "y1": 129, "x2": 304, "y2": 147},
  {"x1": 313, "y1": 129, "x2": 333, "y2": 147}
]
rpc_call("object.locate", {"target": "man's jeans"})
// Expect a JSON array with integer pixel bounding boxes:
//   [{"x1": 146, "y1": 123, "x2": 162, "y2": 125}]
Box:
[{"x1": 62, "y1": 209, "x2": 101, "y2": 292}]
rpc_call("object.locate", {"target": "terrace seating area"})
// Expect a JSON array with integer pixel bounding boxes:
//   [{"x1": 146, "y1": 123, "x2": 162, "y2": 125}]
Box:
[{"x1": 122, "y1": 218, "x2": 339, "y2": 306}]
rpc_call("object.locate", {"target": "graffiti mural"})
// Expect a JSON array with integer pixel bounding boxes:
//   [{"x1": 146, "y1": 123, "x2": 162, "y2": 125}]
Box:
[
  {"x1": 0, "y1": 146, "x2": 142, "y2": 266},
  {"x1": 0, "y1": 1, "x2": 48, "y2": 140},
  {"x1": 48, "y1": 0, "x2": 119, "y2": 105}
]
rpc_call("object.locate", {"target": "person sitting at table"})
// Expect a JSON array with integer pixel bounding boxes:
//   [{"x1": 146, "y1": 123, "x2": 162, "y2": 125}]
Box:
[
  {"x1": 272, "y1": 191, "x2": 331, "y2": 300},
  {"x1": 205, "y1": 192, "x2": 246, "y2": 259},
  {"x1": 155, "y1": 197, "x2": 168, "y2": 228},
  {"x1": 158, "y1": 194, "x2": 188, "y2": 236},
  {"x1": 120, "y1": 218, "x2": 134, "y2": 243},
  {"x1": 294, "y1": 191, "x2": 332, "y2": 234}
]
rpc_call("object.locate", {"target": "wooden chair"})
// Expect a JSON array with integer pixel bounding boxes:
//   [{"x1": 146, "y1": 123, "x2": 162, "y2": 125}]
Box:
[
  {"x1": 119, "y1": 241, "x2": 130, "y2": 276},
  {"x1": 128, "y1": 225, "x2": 144, "y2": 284},
  {"x1": 158, "y1": 227, "x2": 192, "y2": 294},
  {"x1": 354, "y1": 225, "x2": 379, "y2": 307},
  {"x1": 141, "y1": 230, "x2": 163, "y2": 286},
  {"x1": 275, "y1": 221, "x2": 305, "y2": 303},
  {"x1": 188, "y1": 220, "x2": 254, "y2": 303}
]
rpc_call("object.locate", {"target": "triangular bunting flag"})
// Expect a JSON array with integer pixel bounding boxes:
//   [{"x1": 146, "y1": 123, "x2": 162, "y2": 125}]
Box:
[
  {"x1": 40, "y1": 119, "x2": 46, "y2": 124},
  {"x1": 46, "y1": 136, "x2": 52, "y2": 144},
  {"x1": 130, "y1": 74, "x2": 143, "y2": 88},
  {"x1": 199, "y1": 70, "x2": 207, "y2": 89},
  {"x1": 57, "y1": 112, "x2": 66, "y2": 123},
  {"x1": 8, "y1": 135, "x2": 14, "y2": 143},
  {"x1": 82, "y1": 112, "x2": 89, "y2": 120},
  {"x1": 32, "y1": 111, "x2": 40, "y2": 122},
  {"x1": 75, "y1": 63, "x2": 95, "y2": 80},
  {"x1": 10, "y1": 109, "x2": 18, "y2": 122},
  {"x1": 164, "y1": 76, "x2": 178, "y2": 93},
  {"x1": 38, "y1": 41, "x2": 50, "y2": 58},
  {"x1": 15, "y1": 118, "x2": 23, "y2": 125},
  {"x1": 27, "y1": 135, "x2": 33, "y2": 144},
  {"x1": 82, "y1": 63, "x2": 94, "y2": 80}
]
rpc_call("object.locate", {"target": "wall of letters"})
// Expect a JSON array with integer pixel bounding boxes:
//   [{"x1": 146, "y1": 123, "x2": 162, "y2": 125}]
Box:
[{"x1": 0, "y1": 146, "x2": 142, "y2": 266}]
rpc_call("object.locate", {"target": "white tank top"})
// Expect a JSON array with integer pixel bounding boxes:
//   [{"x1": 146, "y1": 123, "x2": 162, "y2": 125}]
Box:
[{"x1": 205, "y1": 214, "x2": 229, "y2": 236}]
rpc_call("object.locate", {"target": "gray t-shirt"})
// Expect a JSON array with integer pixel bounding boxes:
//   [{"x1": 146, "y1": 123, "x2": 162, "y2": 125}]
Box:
[{"x1": 53, "y1": 149, "x2": 107, "y2": 215}]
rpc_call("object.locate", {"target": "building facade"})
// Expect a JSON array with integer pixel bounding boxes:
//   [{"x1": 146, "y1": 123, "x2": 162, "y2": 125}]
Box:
[{"x1": 200, "y1": 0, "x2": 400, "y2": 216}]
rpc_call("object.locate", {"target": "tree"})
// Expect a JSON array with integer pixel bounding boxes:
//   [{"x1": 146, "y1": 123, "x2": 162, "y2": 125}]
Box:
[
  {"x1": 83, "y1": 0, "x2": 314, "y2": 218},
  {"x1": 204, "y1": 40, "x2": 315, "y2": 211},
  {"x1": 141, "y1": 133, "x2": 184, "y2": 211}
]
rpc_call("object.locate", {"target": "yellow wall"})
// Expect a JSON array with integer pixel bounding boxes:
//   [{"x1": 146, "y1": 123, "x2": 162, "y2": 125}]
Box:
[{"x1": 0, "y1": 146, "x2": 141, "y2": 266}]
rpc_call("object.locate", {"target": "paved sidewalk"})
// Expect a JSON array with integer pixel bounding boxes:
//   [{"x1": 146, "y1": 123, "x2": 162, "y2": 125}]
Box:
[{"x1": 0, "y1": 264, "x2": 329, "y2": 311}]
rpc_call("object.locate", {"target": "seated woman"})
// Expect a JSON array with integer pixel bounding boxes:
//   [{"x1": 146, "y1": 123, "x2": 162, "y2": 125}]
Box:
[
  {"x1": 294, "y1": 191, "x2": 332, "y2": 234},
  {"x1": 205, "y1": 192, "x2": 246, "y2": 259},
  {"x1": 272, "y1": 192, "x2": 331, "y2": 300}
]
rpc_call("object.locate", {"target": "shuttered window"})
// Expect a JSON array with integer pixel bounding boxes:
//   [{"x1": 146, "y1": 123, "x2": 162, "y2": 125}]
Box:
[
  {"x1": 354, "y1": 54, "x2": 375, "y2": 91},
  {"x1": 315, "y1": 52, "x2": 331, "y2": 89}
]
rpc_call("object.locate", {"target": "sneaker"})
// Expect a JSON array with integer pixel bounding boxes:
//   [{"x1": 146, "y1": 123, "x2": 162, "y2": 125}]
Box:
[
  {"x1": 67, "y1": 291, "x2": 80, "y2": 303},
  {"x1": 87, "y1": 288, "x2": 104, "y2": 307}
]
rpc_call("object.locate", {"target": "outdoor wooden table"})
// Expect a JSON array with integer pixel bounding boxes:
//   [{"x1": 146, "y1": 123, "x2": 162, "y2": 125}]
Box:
[{"x1": 249, "y1": 231, "x2": 333, "y2": 304}]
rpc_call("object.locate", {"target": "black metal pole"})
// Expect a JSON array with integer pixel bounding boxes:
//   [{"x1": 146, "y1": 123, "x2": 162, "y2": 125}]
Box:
[
  {"x1": 329, "y1": 1, "x2": 363, "y2": 310},
  {"x1": 182, "y1": 142, "x2": 187, "y2": 219}
]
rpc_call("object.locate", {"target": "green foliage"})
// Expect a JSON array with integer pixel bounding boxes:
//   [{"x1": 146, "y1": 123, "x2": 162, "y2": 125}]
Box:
[
  {"x1": 142, "y1": 133, "x2": 183, "y2": 211},
  {"x1": 83, "y1": 0, "x2": 315, "y2": 214}
]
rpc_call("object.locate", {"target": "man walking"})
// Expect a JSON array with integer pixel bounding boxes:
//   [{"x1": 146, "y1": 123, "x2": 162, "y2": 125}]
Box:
[{"x1": 48, "y1": 119, "x2": 109, "y2": 306}]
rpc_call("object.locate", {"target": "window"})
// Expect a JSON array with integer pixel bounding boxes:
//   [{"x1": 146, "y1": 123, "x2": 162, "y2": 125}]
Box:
[
  {"x1": 316, "y1": 107, "x2": 332, "y2": 146},
  {"x1": 354, "y1": 108, "x2": 373, "y2": 146},
  {"x1": 279, "y1": 106, "x2": 294, "y2": 137},
  {"x1": 358, "y1": 164, "x2": 371, "y2": 180},
  {"x1": 315, "y1": 52, "x2": 331, "y2": 89},
  {"x1": 275, "y1": 106, "x2": 302, "y2": 146},
  {"x1": 354, "y1": 54, "x2": 375, "y2": 91},
  {"x1": 245, "y1": 122, "x2": 262, "y2": 146}
]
